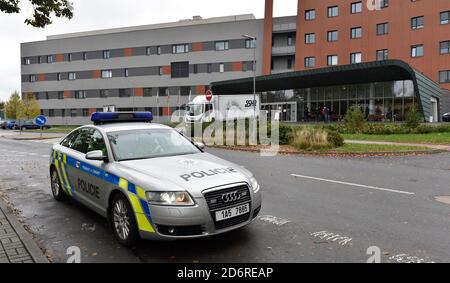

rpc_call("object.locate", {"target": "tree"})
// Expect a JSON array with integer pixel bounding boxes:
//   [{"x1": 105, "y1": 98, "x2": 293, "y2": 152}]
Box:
[
  {"x1": 0, "y1": 0, "x2": 73, "y2": 28},
  {"x1": 18, "y1": 92, "x2": 40, "y2": 120},
  {"x1": 4, "y1": 91, "x2": 22, "y2": 120}
]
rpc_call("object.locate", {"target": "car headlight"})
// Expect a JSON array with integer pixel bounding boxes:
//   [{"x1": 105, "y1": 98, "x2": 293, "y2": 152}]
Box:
[
  {"x1": 146, "y1": 191, "x2": 195, "y2": 206},
  {"x1": 250, "y1": 177, "x2": 260, "y2": 193}
]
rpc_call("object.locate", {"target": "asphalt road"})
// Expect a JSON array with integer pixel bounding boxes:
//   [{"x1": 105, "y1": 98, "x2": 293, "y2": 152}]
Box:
[{"x1": 1, "y1": 131, "x2": 450, "y2": 263}]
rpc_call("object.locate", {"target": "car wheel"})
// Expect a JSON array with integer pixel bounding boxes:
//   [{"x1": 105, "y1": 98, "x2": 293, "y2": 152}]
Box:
[
  {"x1": 50, "y1": 168, "x2": 68, "y2": 201},
  {"x1": 109, "y1": 193, "x2": 139, "y2": 247}
]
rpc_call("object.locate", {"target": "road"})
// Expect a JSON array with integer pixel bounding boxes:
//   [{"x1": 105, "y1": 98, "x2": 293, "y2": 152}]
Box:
[{"x1": 1, "y1": 130, "x2": 450, "y2": 263}]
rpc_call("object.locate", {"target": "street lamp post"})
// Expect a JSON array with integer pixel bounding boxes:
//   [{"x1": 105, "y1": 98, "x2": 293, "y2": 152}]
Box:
[{"x1": 242, "y1": 35, "x2": 257, "y2": 144}]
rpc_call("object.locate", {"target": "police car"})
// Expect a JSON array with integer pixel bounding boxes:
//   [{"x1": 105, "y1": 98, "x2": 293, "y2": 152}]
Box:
[{"x1": 50, "y1": 112, "x2": 262, "y2": 245}]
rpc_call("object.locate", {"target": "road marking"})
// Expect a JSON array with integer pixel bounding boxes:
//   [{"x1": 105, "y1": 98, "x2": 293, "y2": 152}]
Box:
[
  {"x1": 311, "y1": 231, "x2": 353, "y2": 246},
  {"x1": 40, "y1": 155, "x2": 48, "y2": 158},
  {"x1": 258, "y1": 215, "x2": 291, "y2": 226},
  {"x1": 291, "y1": 174, "x2": 415, "y2": 196}
]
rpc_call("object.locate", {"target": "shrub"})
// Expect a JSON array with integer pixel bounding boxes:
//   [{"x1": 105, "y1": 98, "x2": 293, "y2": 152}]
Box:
[
  {"x1": 290, "y1": 127, "x2": 344, "y2": 150},
  {"x1": 344, "y1": 106, "x2": 366, "y2": 134},
  {"x1": 405, "y1": 107, "x2": 422, "y2": 129}
]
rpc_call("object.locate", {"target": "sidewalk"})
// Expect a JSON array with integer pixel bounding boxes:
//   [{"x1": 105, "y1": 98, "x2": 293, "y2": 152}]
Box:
[
  {"x1": 345, "y1": 139, "x2": 450, "y2": 152},
  {"x1": 0, "y1": 130, "x2": 64, "y2": 141},
  {"x1": 0, "y1": 198, "x2": 48, "y2": 263}
]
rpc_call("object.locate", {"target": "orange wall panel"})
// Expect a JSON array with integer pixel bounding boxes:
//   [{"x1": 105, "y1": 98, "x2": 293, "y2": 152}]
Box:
[
  {"x1": 196, "y1": 85, "x2": 206, "y2": 95},
  {"x1": 92, "y1": 70, "x2": 101, "y2": 79},
  {"x1": 191, "y1": 42, "x2": 204, "y2": 52},
  {"x1": 162, "y1": 65, "x2": 171, "y2": 75},
  {"x1": 123, "y1": 48, "x2": 133, "y2": 57},
  {"x1": 232, "y1": 62, "x2": 243, "y2": 72},
  {"x1": 38, "y1": 74, "x2": 45, "y2": 81},
  {"x1": 63, "y1": 91, "x2": 71, "y2": 99},
  {"x1": 55, "y1": 54, "x2": 65, "y2": 62},
  {"x1": 262, "y1": 0, "x2": 274, "y2": 75},
  {"x1": 134, "y1": 88, "x2": 143, "y2": 97}
]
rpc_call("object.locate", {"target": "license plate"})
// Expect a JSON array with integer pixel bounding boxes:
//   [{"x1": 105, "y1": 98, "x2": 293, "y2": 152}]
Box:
[{"x1": 215, "y1": 203, "x2": 250, "y2": 222}]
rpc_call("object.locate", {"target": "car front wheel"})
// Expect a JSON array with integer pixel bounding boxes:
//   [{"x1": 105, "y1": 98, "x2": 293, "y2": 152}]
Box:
[
  {"x1": 109, "y1": 193, "x2": 139, "y2": 246},
  {"x1": 50, "y1": 168, "x2": 68, "y2": 201}
]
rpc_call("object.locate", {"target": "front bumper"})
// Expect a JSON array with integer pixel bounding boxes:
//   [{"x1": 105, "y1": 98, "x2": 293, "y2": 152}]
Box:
[{"x1": 139, "y1": 184, "x2": 262, "y2": 240}]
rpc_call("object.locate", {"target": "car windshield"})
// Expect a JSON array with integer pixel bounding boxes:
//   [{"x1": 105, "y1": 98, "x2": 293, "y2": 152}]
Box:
[
  {"x1": 187, "y1": 104, "x2": 204, "y2": 116},
  {"x1": 107, "y1": 128, "x2": 201, "y2": 161}
]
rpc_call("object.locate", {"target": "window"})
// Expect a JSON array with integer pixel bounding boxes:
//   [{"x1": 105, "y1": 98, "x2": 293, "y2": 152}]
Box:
[
  {"x1": 287, "y1": 58, "x2": 293, "y2": 69},
  {"x1": 207, "y1": 63, "x2": 212, "y2": 73},
  {"x1": 215, "y1": 41, "x2": 229, "y2": 51},
  {"x1": 439, "y1": 70, "x2": 450, "y2": 83},
  {"x1": 102, "y1": 50, "x2": 110, "y2": 59},
  {"x1": 379, "y1": 0, "x2": 389, "y2": 8},
  {"x1": 86, "y1": 129, "x2": 107, "y2": 155},
  {"x1": 101, "y1": 70, "x2": 112, "y2": 79},
  {"x1": 411, "y1": 44, "x2": 424, "y2": 57},
  {"x1": 38, "y1": 56, "x2": 43, "y2": 64},
  {"x1": 100, "y1": 90, "x2": 109, "y2": 98},
  {"x1": 171, "y1": 61, "x2": 189, "y2": 78},
  {"x1": 49, "y1": 109, "x2": 55, "y2": 117},
  {"x1": 29, "y1": 74, "x2": 36, "y2": 83},
  {"x1": 328, "y1": 6, "x2": 338, "y2": 17},
  {"x1": 83, "y1": 52, "x2": 88, "y2": 60},
  {"x1": 172, "y1": 44, "x2": 189, "y2": 54},
  {"x1": 180, "y1": 86, "x2": 190, "y2": 96},
  {"x1": 411, "y1": 16, "x2": 424, "y2": 29},
  {"x1": 58, "y1": 91, "x2": 64, "y2": 100},
  {"x1": 158, "y1": 87, "x2": 168, "y2": 97},
  {"x1": 70, "y1": 129, "x2": 90, "y2": 153},
  {"x1": 57, "y1": 73, "x2": 62, "y2": 81},
  {"x1": 68, "y1": 72, "x2": 76, "y2": 80},
  {"x1": 119, "y1": 89, "x2": 132, "y2": 97},
  {"x1": 193, "y1": 64, "x2": 198, "y2": 74},
  {"x1": 157, "y1": 46, "x2": 162, "y2": 55},
  {"x1": 158, "y1": 66, "x2": 163, "y2": 76},
  {"x1": 82, "y1": 109, "x2": 89, "y2": 117},
  {"x1": 440, "y1": 41, "x2": 450, "y2": 54},
  {"x1": 245, "y1": 39, "x2": 256, "y2": 49},
  {"x1": 219, "y1": 63, "x2": 225, "y2": 73},
  {"x1": 350, "y1": 52, "x2": 362, "y2": 64},
  {"x1": 143, "y1": 88, "x2": 153, "y2": 97},
  {"x1": 124, "y1": 68, "x2": 129, "y2": 77},
  {"x1": 24, "y1": 58, "x2": 31, "y2": 65},
  {"x1": 351, "y1": 27, "x2": 362, "y2": 39},
  {"x1": 327, "y1": 30, "x2": 338, "y2": 42},
  {"x1": 287, "y1": 36, "x2": 294, "y2": 46},
  {"x1": 327, "y1": 55, "x2": 338, "y2": 66},
  {"x1": 305, "y1": 33, "x2": 315, "y2": 44},
  {"x1": 441, "y1": 11, "x2": 450, "y2": 25},
  {"x1": 304, "y1": 57, "x2": 316, "y2": 68},
  {"x1": 47, "y1": 55, "x2": 53, "y2": 63},
  {"x1": 351, "y1": 2, "x2": 362, "y2": 14},
  {"x1": 70, "y1": 109, "x2": 77, "y2": 118},
  {"x1": 74, "y1": 90, "x2": 86, "y2": 99},
  {"x1": 68, "y1": 53, "x2": 73, "y2": 62},
  {"x1": 146, "y1": 47, "x2": 151, "y2": 56},
  {"x1": 376, "y1": 49, "x2": 389, "y2": 61},
  {"x1": 305, "y1": 9, "x2": 316, "y2": 20},
  {"x1": 377, "y1": 23, "x2": 389, "y2": 35},
  {"x1": 45, "y1": 92, "x2": 49, "y2": 100}
]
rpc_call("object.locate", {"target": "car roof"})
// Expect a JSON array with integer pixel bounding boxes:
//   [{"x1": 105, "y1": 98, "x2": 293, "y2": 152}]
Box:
[{"x1": 90, "y1": 122, "x2": 172, "y2": 133}]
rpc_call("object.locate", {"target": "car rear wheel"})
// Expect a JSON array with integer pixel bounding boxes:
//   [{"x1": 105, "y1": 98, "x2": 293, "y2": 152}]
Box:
[
  {"x1": 50, "y1": 168, "x2": 68, "y2": 201},
  {"x1": 109, "y1": 193, "x2": 139, "y2": 246}
]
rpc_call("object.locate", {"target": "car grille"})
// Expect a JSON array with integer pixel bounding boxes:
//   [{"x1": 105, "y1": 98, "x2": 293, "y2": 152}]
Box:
[{"x1": 204, "y1": 184, "x2": 251, "y2": 230}]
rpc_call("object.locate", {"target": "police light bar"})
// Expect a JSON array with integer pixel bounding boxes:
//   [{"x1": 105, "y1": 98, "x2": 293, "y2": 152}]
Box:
[{"x1": 91, "y1": 112, "x2": 153, "y2": 124}]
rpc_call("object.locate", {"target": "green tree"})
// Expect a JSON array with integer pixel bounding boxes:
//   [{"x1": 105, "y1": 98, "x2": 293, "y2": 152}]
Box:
[
  {"x1": 405, "y1": 107, "x2": 422, "y2": 130},
  {"x1": 344, "y1": 105, "x2": 366, "y2": 134},
  {"x1": 5, "y1": 91, "x2": 22, "y2": 120},
  {"x1": 0, "y1": 0, "x2": 73, "y2": 28},
  {"x1": 18, "y1": 92, "x2": 40, "y2": 120}
]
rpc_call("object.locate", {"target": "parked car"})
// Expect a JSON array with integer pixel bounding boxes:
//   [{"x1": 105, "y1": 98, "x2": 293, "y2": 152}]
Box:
[
  {"x1": 0, "y1": 121, "x2": 6, "y2": 129},
  {"x1": 14, "y1": 120, "x2": 51, "y2": 130},
  {"x1": 4, "y1": 120, "x2": 16, "y2": 129},
  {"x1": 443, "y1": 113, "x2": 450, "y2": 122}
]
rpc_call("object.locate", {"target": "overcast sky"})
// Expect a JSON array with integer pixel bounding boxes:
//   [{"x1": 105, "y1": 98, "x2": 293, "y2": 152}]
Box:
[{"x1": 0, "y1": 0, "x2": 297, "y2": 102}]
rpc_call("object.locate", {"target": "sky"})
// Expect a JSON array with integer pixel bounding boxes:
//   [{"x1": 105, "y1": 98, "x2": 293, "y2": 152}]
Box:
[{"x1": 0, "y1": 0, "x2": 298, "y2": 102}]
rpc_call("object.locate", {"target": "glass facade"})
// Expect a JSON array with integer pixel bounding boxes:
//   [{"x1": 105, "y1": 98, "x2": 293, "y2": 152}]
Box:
[{"x1": 261, "y1": 80, "x2": 416, "y2": 123}]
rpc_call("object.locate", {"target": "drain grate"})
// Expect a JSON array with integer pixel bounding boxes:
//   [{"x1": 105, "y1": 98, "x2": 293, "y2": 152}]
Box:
[{"x1": 434, "y1": 196, "x2": 450, "y2": 205}]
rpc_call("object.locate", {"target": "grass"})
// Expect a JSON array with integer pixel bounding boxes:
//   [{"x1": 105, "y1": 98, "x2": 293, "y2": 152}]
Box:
[
  {"x1": 342, "y1": 132, "x2": 450, "y2": 145},
  {"x1": 24, "y1": 125, "x2": 78, "y2": 134},
  {"x1": 331, "y1": 143, "x2": 431, "y2": 153}
]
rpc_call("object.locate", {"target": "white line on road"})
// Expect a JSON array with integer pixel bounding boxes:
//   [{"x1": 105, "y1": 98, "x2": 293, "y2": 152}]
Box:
[{"x1": 291, "y1": 174, "x2": 415, "y2": 196}]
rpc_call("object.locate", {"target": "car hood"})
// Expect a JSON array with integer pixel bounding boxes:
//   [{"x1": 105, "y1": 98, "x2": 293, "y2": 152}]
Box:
[{"x1": 114, "y1": 152, "x2": 252, "y2": 198}]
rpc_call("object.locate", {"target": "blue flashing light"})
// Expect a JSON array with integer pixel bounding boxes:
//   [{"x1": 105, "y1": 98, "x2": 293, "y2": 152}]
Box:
[{"x1": 91, "y1": 112, "x2": 153, "y2": 124}]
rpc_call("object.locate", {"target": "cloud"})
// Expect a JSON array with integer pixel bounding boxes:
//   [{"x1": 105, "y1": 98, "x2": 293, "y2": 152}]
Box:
[{"x1": 0, "y1": 0, "x2": 298, "y2": 102}]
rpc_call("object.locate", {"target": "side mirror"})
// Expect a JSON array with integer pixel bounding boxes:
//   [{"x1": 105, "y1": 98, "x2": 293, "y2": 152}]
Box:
[
  {"x1": 195, "y1": 142, "x2": 206, "y2": 150},
  {"x1": 86, "y1": 150, "x2": 107, "y2": 162}
]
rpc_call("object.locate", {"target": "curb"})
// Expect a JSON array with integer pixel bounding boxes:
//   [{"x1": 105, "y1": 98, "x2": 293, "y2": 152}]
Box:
[
  {"x1": 0, "y1": 135, "x2": 62, "y2": 141},
  {"x1": 0, "y1": 198, "x2": 48, "y2": 263},
  {"x1": 208, "y1": 146, "x2": 445, "y2": 157}
]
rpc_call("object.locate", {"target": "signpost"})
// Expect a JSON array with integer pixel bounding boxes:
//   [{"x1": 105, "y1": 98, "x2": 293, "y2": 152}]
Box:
[{"x1": 35, "y1": 115, "x2": 47, "y2": 139}]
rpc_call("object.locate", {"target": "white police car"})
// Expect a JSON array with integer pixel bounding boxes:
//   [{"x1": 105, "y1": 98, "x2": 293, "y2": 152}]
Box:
[{"x1": 50, "y1": 112, "x2": 262, "y2": 245}]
